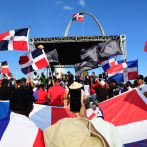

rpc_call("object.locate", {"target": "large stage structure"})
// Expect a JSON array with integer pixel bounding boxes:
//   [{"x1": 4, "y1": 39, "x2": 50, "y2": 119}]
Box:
[
  {"x1": 30, "y1": 35, "x2": 127, "y2": 68},
  {"x1": 30, "y1": 12, "x2": 127, "y2": 76}
]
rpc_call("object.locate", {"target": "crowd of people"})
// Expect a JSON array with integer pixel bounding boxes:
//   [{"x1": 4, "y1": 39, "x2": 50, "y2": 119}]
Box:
[{"x1": 0, "y1": 70, "x2": 147, "y2": 147}]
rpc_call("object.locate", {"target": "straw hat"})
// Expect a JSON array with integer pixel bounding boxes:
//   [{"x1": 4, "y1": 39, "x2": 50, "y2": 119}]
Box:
[
  {"x1": 38, "y1": 45, "x2": 44, "y2": 49},
  {"x1": 44, "y1": 117, "x2": 105, "y2": 147},
  {"x1": 69, "y1": 82, "x2": 83, "y2": 89}
]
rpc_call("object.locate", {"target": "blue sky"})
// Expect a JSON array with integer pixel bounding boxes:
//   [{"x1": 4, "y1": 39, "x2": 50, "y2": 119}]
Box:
[{"x1": 0, "y1": 0, "x2": 147, "y2": 79}]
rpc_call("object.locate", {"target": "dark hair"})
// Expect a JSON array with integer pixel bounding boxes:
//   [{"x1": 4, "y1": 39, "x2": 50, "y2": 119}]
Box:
[
  {"x1": 110, "y1": 79, "x2": 116, "y2": 83},
  {"x1": 38, "y1": 84, "x2": 44, "y2": 90},
  {"x1": 55, "y1": 79, "x2": 60, "y2": 83},
  {"x1": 126, "y1": 81, "x2": 132, "y2": 87},
  {"x1": 99, "y1": 74, "x2": 102, "y2": 78},
  {"x1": 16, "y1": 80, "x2": 21, "y2": 84},
  {"x1": 34, "y1": 72, "x2": 37, "y2": 75},
  {"x1": 21, "y1": 78, "x2": 27, "y2": 83},
  {"x1": 126, "y1": 83, "x2": 130, "y2": 87}
]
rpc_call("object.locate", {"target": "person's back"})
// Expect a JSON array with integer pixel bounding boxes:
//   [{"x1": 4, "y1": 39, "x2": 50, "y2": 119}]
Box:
[
  {"x1": 19, "y1": 77, "x2": 34, "y2": 96},
  {"x1": 0, "y1": 79, "x2": 17, "y2": 101},
  {"x1": 0, "y1": 111, "x2": 44, "y2": 147},
  {"x1": 91, "y1": 117, "x2": 124, "y2": 147},
  {"x1": 85, "y1": 100, "x2": 124, "y2": 147},
  {"x1": 47, "y1": 79, "x2": 66, "y2": 106},
  {"x1": 34, "y1": 84, "x2": 47, "y2": 105},
  {"x1": 0, "y1": 89, "x2": 45, "y2": 147}
]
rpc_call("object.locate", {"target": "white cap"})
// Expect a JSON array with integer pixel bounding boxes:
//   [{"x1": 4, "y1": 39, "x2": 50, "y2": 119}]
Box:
[{"x1": 100, "y1": 81, "x2": 105, "y2": 86}]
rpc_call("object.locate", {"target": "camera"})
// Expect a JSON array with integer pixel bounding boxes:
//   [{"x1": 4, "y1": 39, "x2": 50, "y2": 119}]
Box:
[{"x1": 84, "y1": 98, "x2": 99, "y2": 110}]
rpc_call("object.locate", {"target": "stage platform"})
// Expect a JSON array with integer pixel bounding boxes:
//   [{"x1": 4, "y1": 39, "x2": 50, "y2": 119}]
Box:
[{"x1": 30, "y1": 35, "x2": 126, "y2": 67}]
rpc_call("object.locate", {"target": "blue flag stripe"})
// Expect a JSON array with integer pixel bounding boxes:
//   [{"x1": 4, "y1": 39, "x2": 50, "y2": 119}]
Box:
[
  {"x1": 0, "y1": 110, "x2": 11, "y2": 141},
  {"x1": 21, "y1": 65, "x2": 34, "y2": 75},
  {"x1": 127, "y1": 60, "x2": 138, "y2": 68},
  {"x1": 125, "y1": 139, "x2": 147, "y2": 147},
  {"x1": 31, "y1": 48, "x2": 43, "y2": 59},
  {"x1": 108, "y1": 73, "x2": 124, "y2": 83},
  {"x1": 0, "y1": 40, "x2": 9, "y2": 51},
  {"x1": 14, "y1": 28, "x2": 28, "y2": 36}
]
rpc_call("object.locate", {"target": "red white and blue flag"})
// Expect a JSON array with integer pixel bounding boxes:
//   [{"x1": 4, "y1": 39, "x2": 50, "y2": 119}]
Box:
[
  {"x1": 3, "y1": 73, "x2": 12, "y2": 80},
  {"x1": 19, "y1": 48, "x2": 49, "y2": 74},
  {"x1": 0, "y1": 111, "x2": 45, "y2": 147},
  {"x1": 107, "y1": 60, "x2": 138, "y2": 82},
  {"x1": 0, "y1": 28, "x2": 29, "y2": 51},
  {"x1": 0, "y1": 89, "x2": 147, "y2": 146},
  {"x1": 98, "y1": 56, "x2": 115, "y2": 72},
  {"x1": 0, "y1": 61, "x2": 10, "y2": 74},
  {"x1": 72, "y1": 13, "x2": 84, "y2": 21}
]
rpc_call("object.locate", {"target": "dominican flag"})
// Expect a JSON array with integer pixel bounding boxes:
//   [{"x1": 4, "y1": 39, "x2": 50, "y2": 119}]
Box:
[
  {"x1": 19, "y1": 48, "x2": 49, "y2": 74},
  {"x1": 1, "y1": 89, "x2": 147, "y2": 146},
  {"x1": 0, "y1": 61, "x2": 10, "y2": 74},
  {"x1": 99, "y1": 89, "x2": 147, "y2": 146},
  {"x1": 72, "y1": 13, "x2": 84, "y2": 21},
  {"x1": 0, "y1": 111, "x2": 45, "y2": 147},
  {"x1": 3, "y1": 73, "x2": 11, "y2": 80},
  {"x1": 107, "y1": 60, "x2": 138, "y2": 82},
  {"x1": 98, "y1": 56, "x2": 115, "y2": 72},
  {"x1": 115, "y1": 59, "x2": 127, "y2": 65},
  {"x1": 0, "y1": 28, "x2": 29, "y2": 51}
]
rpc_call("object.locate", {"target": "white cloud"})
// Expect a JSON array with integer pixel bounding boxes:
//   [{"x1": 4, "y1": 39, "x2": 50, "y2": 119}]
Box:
[
  {"x1": 56, "y1": 1, "x2": 61, "y2": 5},
  {"x1": 79, "y1": 0, "x2": 85, "y2": 7},
  {"x1": 63, "y1": 6, "x2": 73, "y2": 10}
]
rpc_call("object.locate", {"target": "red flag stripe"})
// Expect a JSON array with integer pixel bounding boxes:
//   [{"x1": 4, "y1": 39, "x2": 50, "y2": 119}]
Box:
[
  {"x1": 33, "y1": 128, "x2": 45, "y2": 147},
  {"x1": 144, "y1": 41, "x2": 147, "y2": 52},
  {"x1": 0, "y1": 31, "x2": 10, "y2": 41},
  {"x1": 99, "y1": 89, "x2": 147, "y2": 126},
  {"x1": 19, "y1": 55, "x2": 29, "y2": 65}
]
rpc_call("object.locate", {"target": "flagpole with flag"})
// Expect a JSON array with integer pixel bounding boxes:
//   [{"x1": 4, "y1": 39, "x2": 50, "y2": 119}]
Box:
[{"x1": 28, "y1": 26, "x2": 30, "y2": 86}]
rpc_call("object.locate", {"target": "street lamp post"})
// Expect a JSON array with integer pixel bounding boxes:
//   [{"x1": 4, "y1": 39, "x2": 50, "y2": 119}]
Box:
[{"x1": 16, "y1": 67, "x2": 19, "y2": 80}]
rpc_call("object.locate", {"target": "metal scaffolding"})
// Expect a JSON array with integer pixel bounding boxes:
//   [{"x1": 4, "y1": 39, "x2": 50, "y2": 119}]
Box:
[{"x1": 30, "y1": 34, "x2": 127, "y2": 61}]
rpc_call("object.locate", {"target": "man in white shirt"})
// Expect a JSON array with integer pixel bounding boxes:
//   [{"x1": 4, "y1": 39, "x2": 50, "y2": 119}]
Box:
[
  {"x1": 91, "y1": 117, "x2": 124, "y2": 147},
  {"x1": 33, "y1": 72, "x2": 39, "y2": 85},
  {"x1": 85, "y1": 100, "x2": 124, "y2": 147},
  {"x1": 137, "y1": 75, "x2": 147, "y2": 98}
]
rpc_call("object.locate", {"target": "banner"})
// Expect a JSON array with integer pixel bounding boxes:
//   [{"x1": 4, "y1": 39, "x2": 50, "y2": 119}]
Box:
[{"x1": 0, "y1": 89, "x2": 147, "y2": 146}]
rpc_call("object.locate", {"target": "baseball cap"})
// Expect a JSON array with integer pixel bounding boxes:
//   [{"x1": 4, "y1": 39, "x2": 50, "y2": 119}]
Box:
[
  {"x1": 137, "y1": 75, "x2": 144, "y2": 80},
  {"x1": 100, "y1": 80, "x2": 105, "y2": 86},
  {"x1": 21, "y1": 77, "x2": 27, "y2": 83},
  {"x1": 10, "y1": 89, "x2": 35, "y2": 111}
]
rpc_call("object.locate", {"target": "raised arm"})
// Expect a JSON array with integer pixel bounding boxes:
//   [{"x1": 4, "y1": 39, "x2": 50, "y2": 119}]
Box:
[
  {"x1": 28, "y1": 76, "x2": 34, "y2": 88},
  {"x1": 91, "y1": 77, "x2": 94, "y2": 89},
  {"x1": 13, "y1": 78, "x2": 18, "y2": 89}
]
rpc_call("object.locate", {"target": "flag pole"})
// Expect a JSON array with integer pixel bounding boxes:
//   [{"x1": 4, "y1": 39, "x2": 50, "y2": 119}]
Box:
[
  {"x1": 98, "y1": 66, "x2": 102, "y2": 74},
  {"x1": 82, "y1": 11, "x2": 84, "y2": 37},
  {"x1": 48, "y1": 61, "x2": 53, "y2": 80},
  {"x1": 55, "y1": 49, "x2": 61, "y2": 76},
  {"x1": 28, "y1": 26, "x2": 30, "y2": 86}
]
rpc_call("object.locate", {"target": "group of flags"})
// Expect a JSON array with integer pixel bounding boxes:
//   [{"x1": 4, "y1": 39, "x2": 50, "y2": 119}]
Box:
[
  {"x1": 73, "y1": 35, "x2": 138, "y2": 82},
  {"x1": 0, "y1": 28, "x2": 60, "y2": 75},
  {"x1": 74, "y1": 38, "x2": 126, "y2": 80}
]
